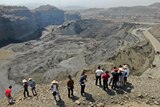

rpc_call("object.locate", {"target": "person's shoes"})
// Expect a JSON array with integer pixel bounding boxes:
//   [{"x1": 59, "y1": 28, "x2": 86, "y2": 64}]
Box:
[{"x1": 54, "y1": 102, "x2": 57, "y2": 105}]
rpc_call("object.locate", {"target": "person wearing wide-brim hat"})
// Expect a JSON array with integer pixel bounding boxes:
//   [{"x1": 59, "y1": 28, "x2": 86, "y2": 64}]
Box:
[
  {"x1": 22, "y1": 79, "x2": 27, "y2": 83},
  {"x1": 51, "y1": 80, "x2": 58, "y2": 84},
  {"x1": 50, "y1": 80, "x2": 61, "y2": 104},
  {"x1": 22, "y1": 79, "x2": 30, "y2": 98},
  {"x1": 28, "y1": 78, "x2": 37, "y2": 96}
]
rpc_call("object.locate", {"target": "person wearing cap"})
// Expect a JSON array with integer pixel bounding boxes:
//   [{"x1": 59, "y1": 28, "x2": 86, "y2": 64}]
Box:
[
  {"x1": 5, "y1": 86, "x2": 14, "y2": 105},
  {"x1": 50, "y1": 80, "x2": 61, "y2": 104},
  {"x1": 95, "y1": 66, "x2": 103, "y2": 86},
  {"x1": 22, "y1": 79, "x2": 30, "y2": 98},
  {"x1": 111, "y1": 69, "x2": 119, "y2": 90},
  {"x1": 67, "y1": 75, "x2": 74, "y2": 97},
  {"x1": 80, "y1": 74, "x2": 87, "y2": 96},
  {"x1": 28, "y1": 78, "x2": 37, "y2": 96},
  {"x1": 101, "y1": 71, "x2": 110, "y2": 90}
]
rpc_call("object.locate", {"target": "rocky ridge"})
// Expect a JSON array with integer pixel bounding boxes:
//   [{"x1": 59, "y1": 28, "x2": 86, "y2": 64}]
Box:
[{"x1": 0, "y1": 5, "x2": 80, "y2": 47}]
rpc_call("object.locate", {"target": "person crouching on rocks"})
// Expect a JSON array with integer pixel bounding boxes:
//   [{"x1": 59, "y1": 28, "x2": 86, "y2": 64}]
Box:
[
  {"x1": 80, "y1": 73, "x2": 87, "y2": 96},
  {"x1": 5, "y1": 85, "x2": 15, "y2": 105},
  {"x1": 28, "y1": 78, "x2": 37, "y2": 96},
  {"x1": 22, "y1": 79, "x2": 30, "y2": 98},
  {"x1": 50, "y1": 80, "x2": 61, "y2": 104},
  {"x1": 67, "y1": 75, "x2": 74, "y2": 97}
]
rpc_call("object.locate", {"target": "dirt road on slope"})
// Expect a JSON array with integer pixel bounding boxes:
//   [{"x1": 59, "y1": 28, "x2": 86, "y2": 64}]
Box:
[{"x1": 141, "y1": 29, "x2": 160, "y2": 78}]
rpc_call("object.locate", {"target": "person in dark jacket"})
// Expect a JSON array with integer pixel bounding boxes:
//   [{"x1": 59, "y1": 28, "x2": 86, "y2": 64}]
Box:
[
  {"x1": 111, "y1": 69, "x2": 119, "y2": 90},
  {"x1": 109, "y1": 67, "x2": 117, "y2": 85},
  {"x1": 80, "y1": 74, "x2": 87, "y2": 96},
  {"x1": 28, "y1": 78, "x2": 37, "y2": 96},
  {"x1": 22, "y1": 79, "x2": 30, "y2": 98},
  {"x1": 67, "y1": 75, "x2": 74, "y2": 97}
]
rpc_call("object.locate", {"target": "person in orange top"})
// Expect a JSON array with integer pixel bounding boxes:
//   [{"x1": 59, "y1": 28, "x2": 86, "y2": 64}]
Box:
[{"x1": 5, "y1": 85, "x2": 14, "y2": 105}]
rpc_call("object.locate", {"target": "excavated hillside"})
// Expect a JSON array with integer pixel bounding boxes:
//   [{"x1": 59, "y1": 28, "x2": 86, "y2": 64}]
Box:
[{"x1": 0, "y1": 19, "x2": 155, "y2": 101}]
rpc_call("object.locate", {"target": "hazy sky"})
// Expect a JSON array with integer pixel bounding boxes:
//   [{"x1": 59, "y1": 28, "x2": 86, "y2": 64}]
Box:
[{"x1": 0, "y1": 0, "x2": 160, "y2": 8}]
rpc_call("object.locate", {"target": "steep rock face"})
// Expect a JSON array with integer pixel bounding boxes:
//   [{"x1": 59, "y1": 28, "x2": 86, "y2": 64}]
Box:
[
  {"x1": 0, "y1": 5, "x2": 80, "y2": 47},
  {"x1": 0, "y1": 6, "x2": 41, "y2": 47},
  {"x1": 65, "y1": 12, "x2": 81, "y2": 21},
  {"x1": 34, "y1": 5, "x2": 65, "y2": 27}
]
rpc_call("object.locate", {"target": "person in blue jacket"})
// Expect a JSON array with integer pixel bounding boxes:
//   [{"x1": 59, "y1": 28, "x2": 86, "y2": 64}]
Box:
[
  {"x1": 80, "y1": 73, "x2": 87, "y2": 96},
  {"x1": 28, "y1": 78, "x2": 37, "y2": 96}
]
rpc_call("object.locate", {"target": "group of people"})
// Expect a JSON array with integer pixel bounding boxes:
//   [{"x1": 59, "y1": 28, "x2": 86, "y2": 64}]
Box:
[
  {"x1": 5, "y1": 64, "x2": 130, "y2": 105},
  {"x1": 22, "y1": 78, "x2": 37, "y2": 98},
  {"x1": 95, "y1": 64, "x2": 130, "y2": 90},
  {"x1": 5, "y1": 78, "x2": 37, "y2": 104}
]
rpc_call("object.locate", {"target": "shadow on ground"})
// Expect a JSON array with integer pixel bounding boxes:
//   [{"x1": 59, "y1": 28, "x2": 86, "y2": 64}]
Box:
[{"x1": 84, "y1": 92, "x2": 95, "y2": 102}]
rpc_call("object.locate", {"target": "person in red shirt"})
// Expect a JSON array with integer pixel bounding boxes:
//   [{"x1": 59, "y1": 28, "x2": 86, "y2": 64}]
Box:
[
  {"x1": 101, "y1": 71, "x2": 110, "y2": 90},
  {"x1": 5, "y1": 85, "x2": 14, "y2": 105}
]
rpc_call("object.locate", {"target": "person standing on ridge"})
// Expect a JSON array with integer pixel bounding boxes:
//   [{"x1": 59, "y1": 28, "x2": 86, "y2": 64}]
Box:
[
  {"x1": 109, "y1": 67, "x2": 117, "y2": 86},
  {"x1": 111, "y1": 69, "x2": 119, "y2": 90},
  {"x1": 51, "y1": 80, "x2": 61, "y2": 104},
  {"x1": 5, "y1": 85, "x2": 14, "y2": 105},
  {"x1": 80, "y1": 73, "x2": 87, "y2": 96},
  {"x1": 67, "y1": 75, "x2": 74, "y2": 97},
  {"x1": 123, "y1": 64, "x2": 130, "y2": 85},
  {"x1": 22, "y1": 79, "x2": 30, "y2": 98},
  {"x1": 95, "y1": 66, "x2": 103, "y2": 86},
  {"x1": 28, "y1": 78, "x2": 37, "y2": 96},
  {"x1": 101, "y1": 71, "x2": 110, "y2": 90}
]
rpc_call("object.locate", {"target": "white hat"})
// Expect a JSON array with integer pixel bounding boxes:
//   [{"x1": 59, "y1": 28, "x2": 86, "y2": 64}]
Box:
[
  {"x1": 51, "y1": 80, "x2": 58, "y2": 84},
  {"x1": 119, "y1": 68, "x2": 123, "y2": 71},
  {"x1": 123, "y1": 66, "x2": 127, "y2": 69},
  {"x1": 28, "y1": 78, "x2": 32, "y2": 81},
  {"x1": 22, "y1": 79, "x2": 27, "y2": 83}
]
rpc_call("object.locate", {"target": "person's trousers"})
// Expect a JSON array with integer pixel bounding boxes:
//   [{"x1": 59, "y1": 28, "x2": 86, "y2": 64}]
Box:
[
  {"x1": 81, "y1": 84, "x2": 85, "y2": 95},
  {"x1": 112, "y1": 80, "x2": 118, "y2": 89},
  {"x1": 31, "y1": 87, "x2": 37, "y2": 96},
  {"x1": 68, "y1": 87, "x2": 73, "y2": 97},
  {"x1": 109, "y1": 77, "x2": 113, "y2": 85},
  {"x1": 24, "y1": 89, "x2": 29, "y2": 98},
  {"x1": 7, "y1": 96, "x2": 14, "y2": 104},
  {"x1": 96, "y1": 76, "x2": 102, "y2": 86},
  {"x1": 103, "y1": 80, "x2": 108, "y2": 90},
  {"x1": 124, "y1": 77, "x2": 127, "y2": 83},
  {"x1": 52, "y1": 91, "x2": 61, "y2": 101}
]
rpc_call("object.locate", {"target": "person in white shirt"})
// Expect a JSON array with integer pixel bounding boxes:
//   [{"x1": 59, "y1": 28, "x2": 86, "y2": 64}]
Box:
[
  {"x1": 95, "y1": 66, "x2": 103, "y2": 86},
  {"x1": 50, "y1": 80, "x2": 61, "y2": 104},
  {"x1": 123, "y1": 64, "x2": 130, "y2": 85}
]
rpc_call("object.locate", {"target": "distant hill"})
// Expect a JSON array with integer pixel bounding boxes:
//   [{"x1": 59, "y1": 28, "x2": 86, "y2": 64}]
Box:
[
  {"x1": 80, "y1": 2, "x2": 160, "y2": 22},
  {"x1": 149, "y1": 2, "x2": 160, "y2": 8}
]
